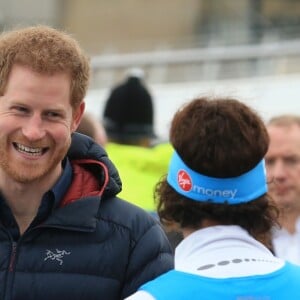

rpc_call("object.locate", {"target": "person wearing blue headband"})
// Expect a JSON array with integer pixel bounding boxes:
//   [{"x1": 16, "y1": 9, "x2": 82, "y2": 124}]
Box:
[{"x1": 126, "y1": 97, "x2": 300, "y2": 300}]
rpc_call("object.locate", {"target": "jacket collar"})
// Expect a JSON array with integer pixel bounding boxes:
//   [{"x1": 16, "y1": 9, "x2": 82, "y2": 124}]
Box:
[{"x1": 40, "y1": 133, "x2": 122, "y2": 231}]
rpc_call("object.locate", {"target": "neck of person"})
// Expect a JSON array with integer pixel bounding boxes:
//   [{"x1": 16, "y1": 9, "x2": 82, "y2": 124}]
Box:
[
  {"x1": 4, "y1": 187, "x2": 44, "y2": 235},
  {"x1": 279, "y1": 207, "x2": 300, "y2": 234},
  {"x1": 181, "y1": 219, "x2": 221, "y2": 239},
  {"x1": 0, "y1": 166, "x2": 63, "y2": 235}
]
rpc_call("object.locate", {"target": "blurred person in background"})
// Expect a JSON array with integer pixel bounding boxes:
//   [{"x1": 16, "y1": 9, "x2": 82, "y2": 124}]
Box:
[
  {"x1": 0, "y1": 25, "x2": 173, "y2": 299},
  {"x1": 126, "y1": 97, "x2": 300, "y2": 300},
  {"x1": 102, "y1": 69, "x2": 172, "y2": 211},
  {"x1": 102, "y1": 70, "x2": 182, "y2": 249},
  {"x1": 76, "y1": 112, "x2": 107, "y2": 146},
  {"x1": 266, "y1": 115, "x2": 300, "y2": 265}
]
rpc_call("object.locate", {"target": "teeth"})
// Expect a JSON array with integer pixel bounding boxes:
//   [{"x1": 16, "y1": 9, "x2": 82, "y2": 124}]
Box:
[{"x1": 16, "y1": 143, "x2": 43, "y2": 155}]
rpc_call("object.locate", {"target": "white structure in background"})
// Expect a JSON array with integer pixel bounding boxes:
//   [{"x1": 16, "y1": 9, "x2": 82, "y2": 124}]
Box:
[
  {"x1": 85, "y1": 72, "x2": 300, "y2": 140},
  {"x1": 0, "y1": 0, "x2": 60, "y2": 28},
  {"x1": 87, "y1": 38, "x2": 300, "y2": 139}
]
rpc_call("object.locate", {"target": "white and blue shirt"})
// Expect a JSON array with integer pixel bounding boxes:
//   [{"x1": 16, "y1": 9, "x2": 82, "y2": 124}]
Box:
[{"x1": 125, "y1": 226, "x2": 300, "y2": 300}]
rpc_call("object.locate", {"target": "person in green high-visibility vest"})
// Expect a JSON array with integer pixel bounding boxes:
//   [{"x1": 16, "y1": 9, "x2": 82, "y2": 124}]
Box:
[
  {"x1": 103, "y1": 70, "x2": 171, "y2": 212},
  {"x1": 103, "y1": 70, "x2": 182, "y2": 248},
  {"x1": 105, "y1": 142, "x2": 172, "y2": 212}
]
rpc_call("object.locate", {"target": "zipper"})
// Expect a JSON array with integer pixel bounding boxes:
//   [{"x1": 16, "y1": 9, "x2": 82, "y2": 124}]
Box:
[
  {"x1": 4, "y1": 240, "x2": 18, "y2": 300},
  {"x1": 9, "y1": 242, "x2": 17, "y2": 272},
  {"x1": 2, "y1": 223, "x2": 93, "y2": 299}
]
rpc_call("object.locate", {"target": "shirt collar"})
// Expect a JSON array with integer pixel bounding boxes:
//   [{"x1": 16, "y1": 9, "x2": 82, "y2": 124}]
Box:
[
  {"x1": 51, "y1": 157, "x2": 72, "y2": 208},
  {"x1": 174, "y1": 225, "x2": 281, "y2": 277}
]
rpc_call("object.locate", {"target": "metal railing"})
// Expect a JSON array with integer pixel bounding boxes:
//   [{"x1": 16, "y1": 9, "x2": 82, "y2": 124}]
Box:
[{"x1": 90, "y1": 38, "x2": 300, "y2": 88}]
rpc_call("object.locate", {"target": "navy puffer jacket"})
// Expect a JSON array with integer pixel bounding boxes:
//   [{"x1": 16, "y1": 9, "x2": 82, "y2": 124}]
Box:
[{"x1": 0, "y1": 133, "x2": 174, "y2": 300}]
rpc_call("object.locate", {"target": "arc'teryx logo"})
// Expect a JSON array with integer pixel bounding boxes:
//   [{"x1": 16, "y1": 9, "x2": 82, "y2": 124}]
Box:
[
  {"x1": 44, "y1": 249, "x2": 71, "y2": 265},
  {"x1": 178, "y1": 170, "x2": 192, "y2": 191}
]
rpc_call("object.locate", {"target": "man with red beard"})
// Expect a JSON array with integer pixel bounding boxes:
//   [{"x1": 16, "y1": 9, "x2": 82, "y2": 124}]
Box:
[
  {"x1": 0, "y1": 26, "x2": 173, "y2": 299},
  {"x1": 266, "y1": 115, "x2": 300, "y2": 265}
]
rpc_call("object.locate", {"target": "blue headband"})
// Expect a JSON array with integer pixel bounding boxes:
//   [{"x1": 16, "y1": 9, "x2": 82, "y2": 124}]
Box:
[{"x1": 167, "y1": 151, "x2": 267, "y2": 204}]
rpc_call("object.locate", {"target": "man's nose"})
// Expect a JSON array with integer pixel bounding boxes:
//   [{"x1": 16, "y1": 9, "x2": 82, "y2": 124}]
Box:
[
  {"x1": 21, "y1": 115, "x2": 46, "y2": 140},
  {"x1": 267, "y1": 161, "x2": 287, "y2": 182}
]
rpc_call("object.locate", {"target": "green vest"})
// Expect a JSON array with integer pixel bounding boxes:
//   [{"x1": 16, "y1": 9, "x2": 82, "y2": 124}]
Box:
[{"x1": 105, "y1": 142, "x2": 172, "y2": 211}]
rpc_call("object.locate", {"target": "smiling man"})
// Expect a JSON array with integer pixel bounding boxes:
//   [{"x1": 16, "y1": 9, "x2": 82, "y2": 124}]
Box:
[{"x1": 0, "y1": 26, "x2": 173, "y2": 300}]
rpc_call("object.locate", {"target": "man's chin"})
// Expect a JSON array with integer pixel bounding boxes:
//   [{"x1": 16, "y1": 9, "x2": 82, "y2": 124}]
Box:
[
  {"x1": 9, "y1": 173, "x2": 41, "y2": 184},
  {"x1": 5, "y1": 166, "x2": 48, "y2": 183},
  {"x1": 275, "y1": 199, "x2": 297, "y2": 210}
]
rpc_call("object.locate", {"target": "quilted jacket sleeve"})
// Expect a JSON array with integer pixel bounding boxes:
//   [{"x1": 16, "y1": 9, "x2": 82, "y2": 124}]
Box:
[{"x1": 121, "y1": 212, "x2": 174, "y2": 299}]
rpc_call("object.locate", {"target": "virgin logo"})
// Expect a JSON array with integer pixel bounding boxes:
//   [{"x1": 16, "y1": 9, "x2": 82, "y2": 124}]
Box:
[{"x1": 178, "y1": 170, "x2": 192, "y2": 191}]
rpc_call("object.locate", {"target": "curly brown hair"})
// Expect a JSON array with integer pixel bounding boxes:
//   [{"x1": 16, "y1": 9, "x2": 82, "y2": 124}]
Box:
[
  {"x1": 0, "y1": 25, "x2": 90, "y2": 109},
  {"x1": 156, "y1": 97, "x2": 279, "y2": 247}
]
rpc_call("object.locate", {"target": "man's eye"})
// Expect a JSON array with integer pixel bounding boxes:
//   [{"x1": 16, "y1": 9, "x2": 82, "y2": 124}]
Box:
[
  {"x1": 265, "y1": 159, "x2": 274, "y2": 166},
  {"x1": 13, "y1": 106, "x2": 28, "y2": 113},
  {"x1": 285, "y1": 157, "x2": 300, "y2": 166},
  {"x1": 46, "y1": 112, "x2": 61, "y2": 118}
]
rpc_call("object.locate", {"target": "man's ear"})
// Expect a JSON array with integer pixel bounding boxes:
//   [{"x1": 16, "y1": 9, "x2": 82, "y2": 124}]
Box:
[{"x1": 71, "y1": 101, "x2": 85, "y2": 132}]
